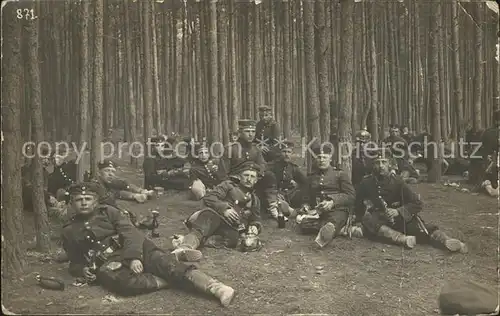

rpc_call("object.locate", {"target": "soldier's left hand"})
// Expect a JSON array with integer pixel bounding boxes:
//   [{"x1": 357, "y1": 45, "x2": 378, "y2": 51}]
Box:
[
  {"x1": 130, "y1": 259, "x2": 143, "y2": 274},
  {"x1": 386, "y1": 208, "x2": 399, "y2": 220}
]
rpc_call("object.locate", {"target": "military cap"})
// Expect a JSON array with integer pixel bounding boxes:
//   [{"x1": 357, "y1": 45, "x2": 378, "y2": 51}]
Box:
[
  {"x1": 279, "y1": 140, "x2": 294, "y2": 149},
  {"x1": 67, "y1": 182, "x2": 105, "y2": 196},
  {"x1": 258, "y1": 105, "x2": 272, "y2": 112},
  {"x1": 438, "y1": 279, "x2": 499, "y2": 315},
  {"x1": 98, "y1": 159, "x2": 116, "y2": 170},
  {"x1": 233, "y1": 161, "x2": 261, "y2": 174},
  {"x1": 193, "y1": 142, "x2": 209, "y2": 153},
  {"x1": 311, "y1": 142, "x2": 334, "y2": 155},
  {"x1": 238, "y1": 119, "x2": 257, "y2": 129}
]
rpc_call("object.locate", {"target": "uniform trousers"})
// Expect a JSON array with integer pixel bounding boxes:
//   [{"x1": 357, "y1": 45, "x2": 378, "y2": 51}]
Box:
[{"x1": 97, "y1": 239, "x2": 195, "y2": 296}]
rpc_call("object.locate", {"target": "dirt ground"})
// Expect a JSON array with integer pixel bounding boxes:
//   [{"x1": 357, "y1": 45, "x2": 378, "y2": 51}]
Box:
[{"x1": 2, "y1": 146, "x2": 499, "y2": 315}]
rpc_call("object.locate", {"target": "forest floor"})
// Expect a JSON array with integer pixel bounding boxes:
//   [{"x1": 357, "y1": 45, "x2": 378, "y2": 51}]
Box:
[{"x1": 2, "y1": 138, "x2": 499, "y2": 316}]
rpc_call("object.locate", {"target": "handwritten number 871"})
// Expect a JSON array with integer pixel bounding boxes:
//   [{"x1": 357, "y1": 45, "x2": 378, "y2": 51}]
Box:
[{"x1": 17, "y1": 9, "x2": 37, "y2": 20}]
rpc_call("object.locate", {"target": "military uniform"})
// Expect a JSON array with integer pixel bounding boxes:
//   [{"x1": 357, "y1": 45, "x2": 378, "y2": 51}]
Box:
[
  {"x1": 268, "y1": 141, "x2": 308, "y2": 208},
  {"x1": 220, "y1": 119, "x2": 278, "y2": 213},
  {"x1": 62, "y1": 182, "x2": 234, "y2": 306},
  {"x1": 255, "y1": 105, "x2": 281, "y2": 162},
  {"x1": 355, "y1": 149, "x2": 467, "y2": 252},
  {"x1": 188, "y1": 143, "x2": 226, "y2": 200},
  {"x1": 173, "y1": 162, "x2": 263, "y2": 260},
  {"x1": 143, "y1": 137, "x2": 191, "y2": 190},
  {"x1": 48, "y1": 160, "x2": 77, "y2": 199},
  {"x1": 351, "y1": 128, "x2": 374, "y2": 187}
]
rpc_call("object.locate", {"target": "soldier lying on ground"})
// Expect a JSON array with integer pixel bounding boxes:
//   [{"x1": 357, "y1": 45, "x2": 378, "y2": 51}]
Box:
[
  {"x1": 220, "y1": 119, "x2": 279, "y2": 221},
  {"x1": 95, "y1": 160, "x2": 154, "y2": 204},
  {"x1": 143, "y1": 136, "x2": 191, "y2": 191},
  {"x1": 267, "y1": 140, "x2": 307, "y2": 209},
  {"x1": 292, "y1": 143, "x2": 361, "y2": 248},
  {"x1": 354, "y1": 148, "x2": 468, "y2": 253},
  {"x1": 188, "y1": 143, "x2": 226, "y2": 200},
  {"x1": 171, "y1": 161, "x2": 263, "y2": 262},
  {"x1": 61, "y1": 182, "x2": 235, "y2": 307}
]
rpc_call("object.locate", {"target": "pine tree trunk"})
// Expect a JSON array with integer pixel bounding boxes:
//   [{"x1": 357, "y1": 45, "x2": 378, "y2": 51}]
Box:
[
  {"x1": 282, "y1": 0, "x2": 292, "y2": 138},
  {"x1": 1, "y1": 2, "x2": 26, "y2": 277},
  {"x1": 142, "y1": 1, "x2": 153, "y2": 139},
  {"x1": 218, "y1": 1, "x2": 229, "y2": 144},
  {"x1": 229, "y1": 0, "x2": 239, "y2": 132},
  {"x1": 303, "y1": 0, "x2": 320, "y2": 143},
  {"x1": 472, "y1": 3, "x2": 484, "y2": 131},
  {"x1": 77, "y1": 1, "x2": 90, "y2": 181},
  {"x1": 316, "y1": 0, "x2": 330, "y2": 143},
  {"x1": 27, "y1": 0, "x2": 51, "y2": 253},
  {"x1": 451, "y1": 1, "x2": 464, "y2": 139},
  {"x1": 369, "y1": 3, "x2": 379, "y2": 142},
  {"x1": 151, "y1": 3, "x2": 162, "y2": 136},
  {"x1": 428, "y1": 1, "x2": 442, "y2": 183},
  {"x1": 338, "y1": 0, "x2": 354, "y2": 172},
  {"x1": 90, "y1": 0, "x2": 104, "y2": 177},
  {"x1": 209, "y1": 0, "x2": 220, "y2": 143}
]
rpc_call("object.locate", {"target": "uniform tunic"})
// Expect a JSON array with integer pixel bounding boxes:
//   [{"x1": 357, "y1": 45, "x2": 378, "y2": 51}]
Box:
[
  {"x1": 189, "y1": 160, "x2": 226, "y2": 189},
  {"x1": 143, "y1": 155, "x2": 191, "y2": 190},
  {"x1": 268, "y1": 159, "x2": 307, "y2": 207},
  {"x1": 302, "y1": 167, "x2": 355, "y2": 233},
  {"x1": 185, "y1": 180, "x2": 261, "y2": 248},
  {"x1": 62, "y1": 204, "x2": 195, "y2": 296},
  {"x1": 354, "y1": 174, "x2": 437, "y2": 240},
  {"x1": 254, "y1": 120, "x2": 280, "y2": 161},
  {"x1": 48, "y1": 161, "x2": 77, "y2": 196}
]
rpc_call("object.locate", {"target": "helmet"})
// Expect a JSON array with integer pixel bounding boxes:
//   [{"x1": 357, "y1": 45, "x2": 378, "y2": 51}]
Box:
[{"x1": 355, "y1": 127, "x2": 371, "y2": 143}]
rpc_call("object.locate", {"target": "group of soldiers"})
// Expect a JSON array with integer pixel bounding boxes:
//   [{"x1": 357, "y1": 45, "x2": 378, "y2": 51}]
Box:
[{"x1": 19, "y1": 105, "x2": 497, "y2": 314}]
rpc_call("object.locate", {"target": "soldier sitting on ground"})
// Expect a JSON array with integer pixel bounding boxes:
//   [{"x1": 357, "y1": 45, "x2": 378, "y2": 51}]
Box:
[
  {"x1": 95, "y1": 160, "x2": 154, "y2": 204},
  {"x1": 143, "y1": 136, "x2": 191, "y2": 191},
  {"x1": 354, "y1": 148, "x2": 468, "y2": 253},
  {"x1": 293, "y1": 143, "x2": 361, "y2": 248},
  {"x1": 188, "y1": 142, "x2": 226, "y2": 200},
  {"x1": 171, "y1": 161, "x2": 263, "y2": 262},
  {"x1": 220, "y1": 119, "x2": 279, "y2": 221},
  {"x1": 61, "y1": 182, "x2": 235, "y2": 307},
  {"x1": 383, "y1": 124, "x2": 419, "y2": 183},
  {"x1": 351, "y1": 127, "x2": 374, "y2": 187},
  {"x1": 267, "y1": 140, "x2": 308, "y2": 210}
]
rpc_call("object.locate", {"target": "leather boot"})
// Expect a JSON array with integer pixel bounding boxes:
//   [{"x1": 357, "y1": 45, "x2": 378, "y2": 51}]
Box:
[
  {"x1": 339, "y1": 225, "x2": 364, "y2": 238},
  {"x1": 377, "y1": 225, "x2": 417, "y2": 249},
  {"x1": 171, "y1": 233, "x2": 203, "y2": 262},
  {"x1": 315, "y1": 222, "x2": 336, "y2": 248},
  {"x1": 430, "y1": 230, "x2": 468, "y2": 253},
  {"x1": 185, "y1": 269, "x2": 235, "y2": 307}
]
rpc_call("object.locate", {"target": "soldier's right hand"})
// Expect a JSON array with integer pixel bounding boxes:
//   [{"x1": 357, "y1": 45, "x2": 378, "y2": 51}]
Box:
[
  {"x1": 82, "y1": 267, "x2": 96, "y2": 282},
  {"x1": 223, "y1": 208, "x2": 240, "y2": 224}
]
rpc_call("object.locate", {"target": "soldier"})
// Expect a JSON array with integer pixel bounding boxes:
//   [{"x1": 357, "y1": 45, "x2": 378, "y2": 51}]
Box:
[
  {"x1": 268, "y1": 140, "x2": 308, "y2": 209},
  {"x1": 400, "y1": 125, "x2": 413, "y2": 144},
  {"x1": 294, "y1": 143, "x2": 359, "y2": 248},
  {"x1": 351, "y1": 127, "x2": 374, "y2": 187},
  {"x1": 61, "y1": 182, "x2": 235, "y2": 306},
  {"x1": 189, "y1": 142, "x2": 226, "y2": 200},
  {"x1": 48, "y1": 153, "x2": 77, "y2": 201},
  {"x1": 143, "y1": 137, "x2": 191, "y2": 191},
  {"x1": 383, "y1": 124, "x2": 419, "y2": 183},
  {"x1": 354, "y1": 148, "x2": 467, "y2": 252},
  {"x1": 220, "y1": 119, "x2": 279, "y2": 220},
  {"x1": 95, "y1": 160, "x2": 154, "y2": 205},
  {"x1": 255, "y1": 105, "x2": 281, "y2": 162},
  {"x1": 172, "y1": 161, "x2": 263, "y2": 261}
]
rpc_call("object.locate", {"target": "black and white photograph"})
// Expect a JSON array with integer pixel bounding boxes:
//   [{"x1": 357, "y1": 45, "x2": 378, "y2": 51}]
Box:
[{"x1": 1, "y1": 0, "x2": 499, "y2": 315}]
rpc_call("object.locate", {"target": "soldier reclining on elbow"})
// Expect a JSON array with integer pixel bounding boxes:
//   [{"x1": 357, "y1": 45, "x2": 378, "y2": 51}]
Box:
[
  {"x1": 171, "y1": 161, "x2": 263, "y2": 262},
  {"x1": 188, "y1": 143, "x2": 226, "y2": 200},
  {"x1": 61, "y1": 182, "x2": 234, "y2": 307}
]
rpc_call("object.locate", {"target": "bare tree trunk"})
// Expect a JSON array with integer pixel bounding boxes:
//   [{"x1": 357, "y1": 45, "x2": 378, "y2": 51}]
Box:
[
  {"x1": 428, "y1": 2, "x2": 442, "y2": 183},
  {"x1": 451, "y1": 1, "x2": 464, "y2": 139},
  {"x1": 282, "y1": 0, "x2": 292, "y2": 138},
  {"x1": 27, "y1": 0, "x2": 51, "y2": 252},
  {"x1": 303, "y1": 0, "x2": 321, "y2": 143},
  {"x1": 316, "y1": 0, "x2": 330, "y2": 143},
  {"x1": 2, "y1": 2, "x2": 26, "y2": 277},
  {"x1": 151, "y1": 3, "x2": 161, "y2": 135},
  {"x1": 142, "y1": 1, "x2": 153, "y2": 139},
  {"x1": 77, "y1": 1, "x2": 90, "y2": 181},
  {"x1": 338, "y1": 0, "x2": 354, "y2": 172},
  {"x1": 209, "y1": 0, "x2": 219, "y2": 143},
  {"x1": 229, "y1": 0, "x2": 239, "y2": 132},
  {"x1": 218, "y1": 1, "x2": 229, "y2": 144},
  {"x1": 369, "y1": 3, "x2": 379, "y2": 142},
  {"x1": 90, "y1": 0, "x2": 104, "y2": 177},
  {"x1": 472, "y1": 3, "x2": 484, "y2": 131}
]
